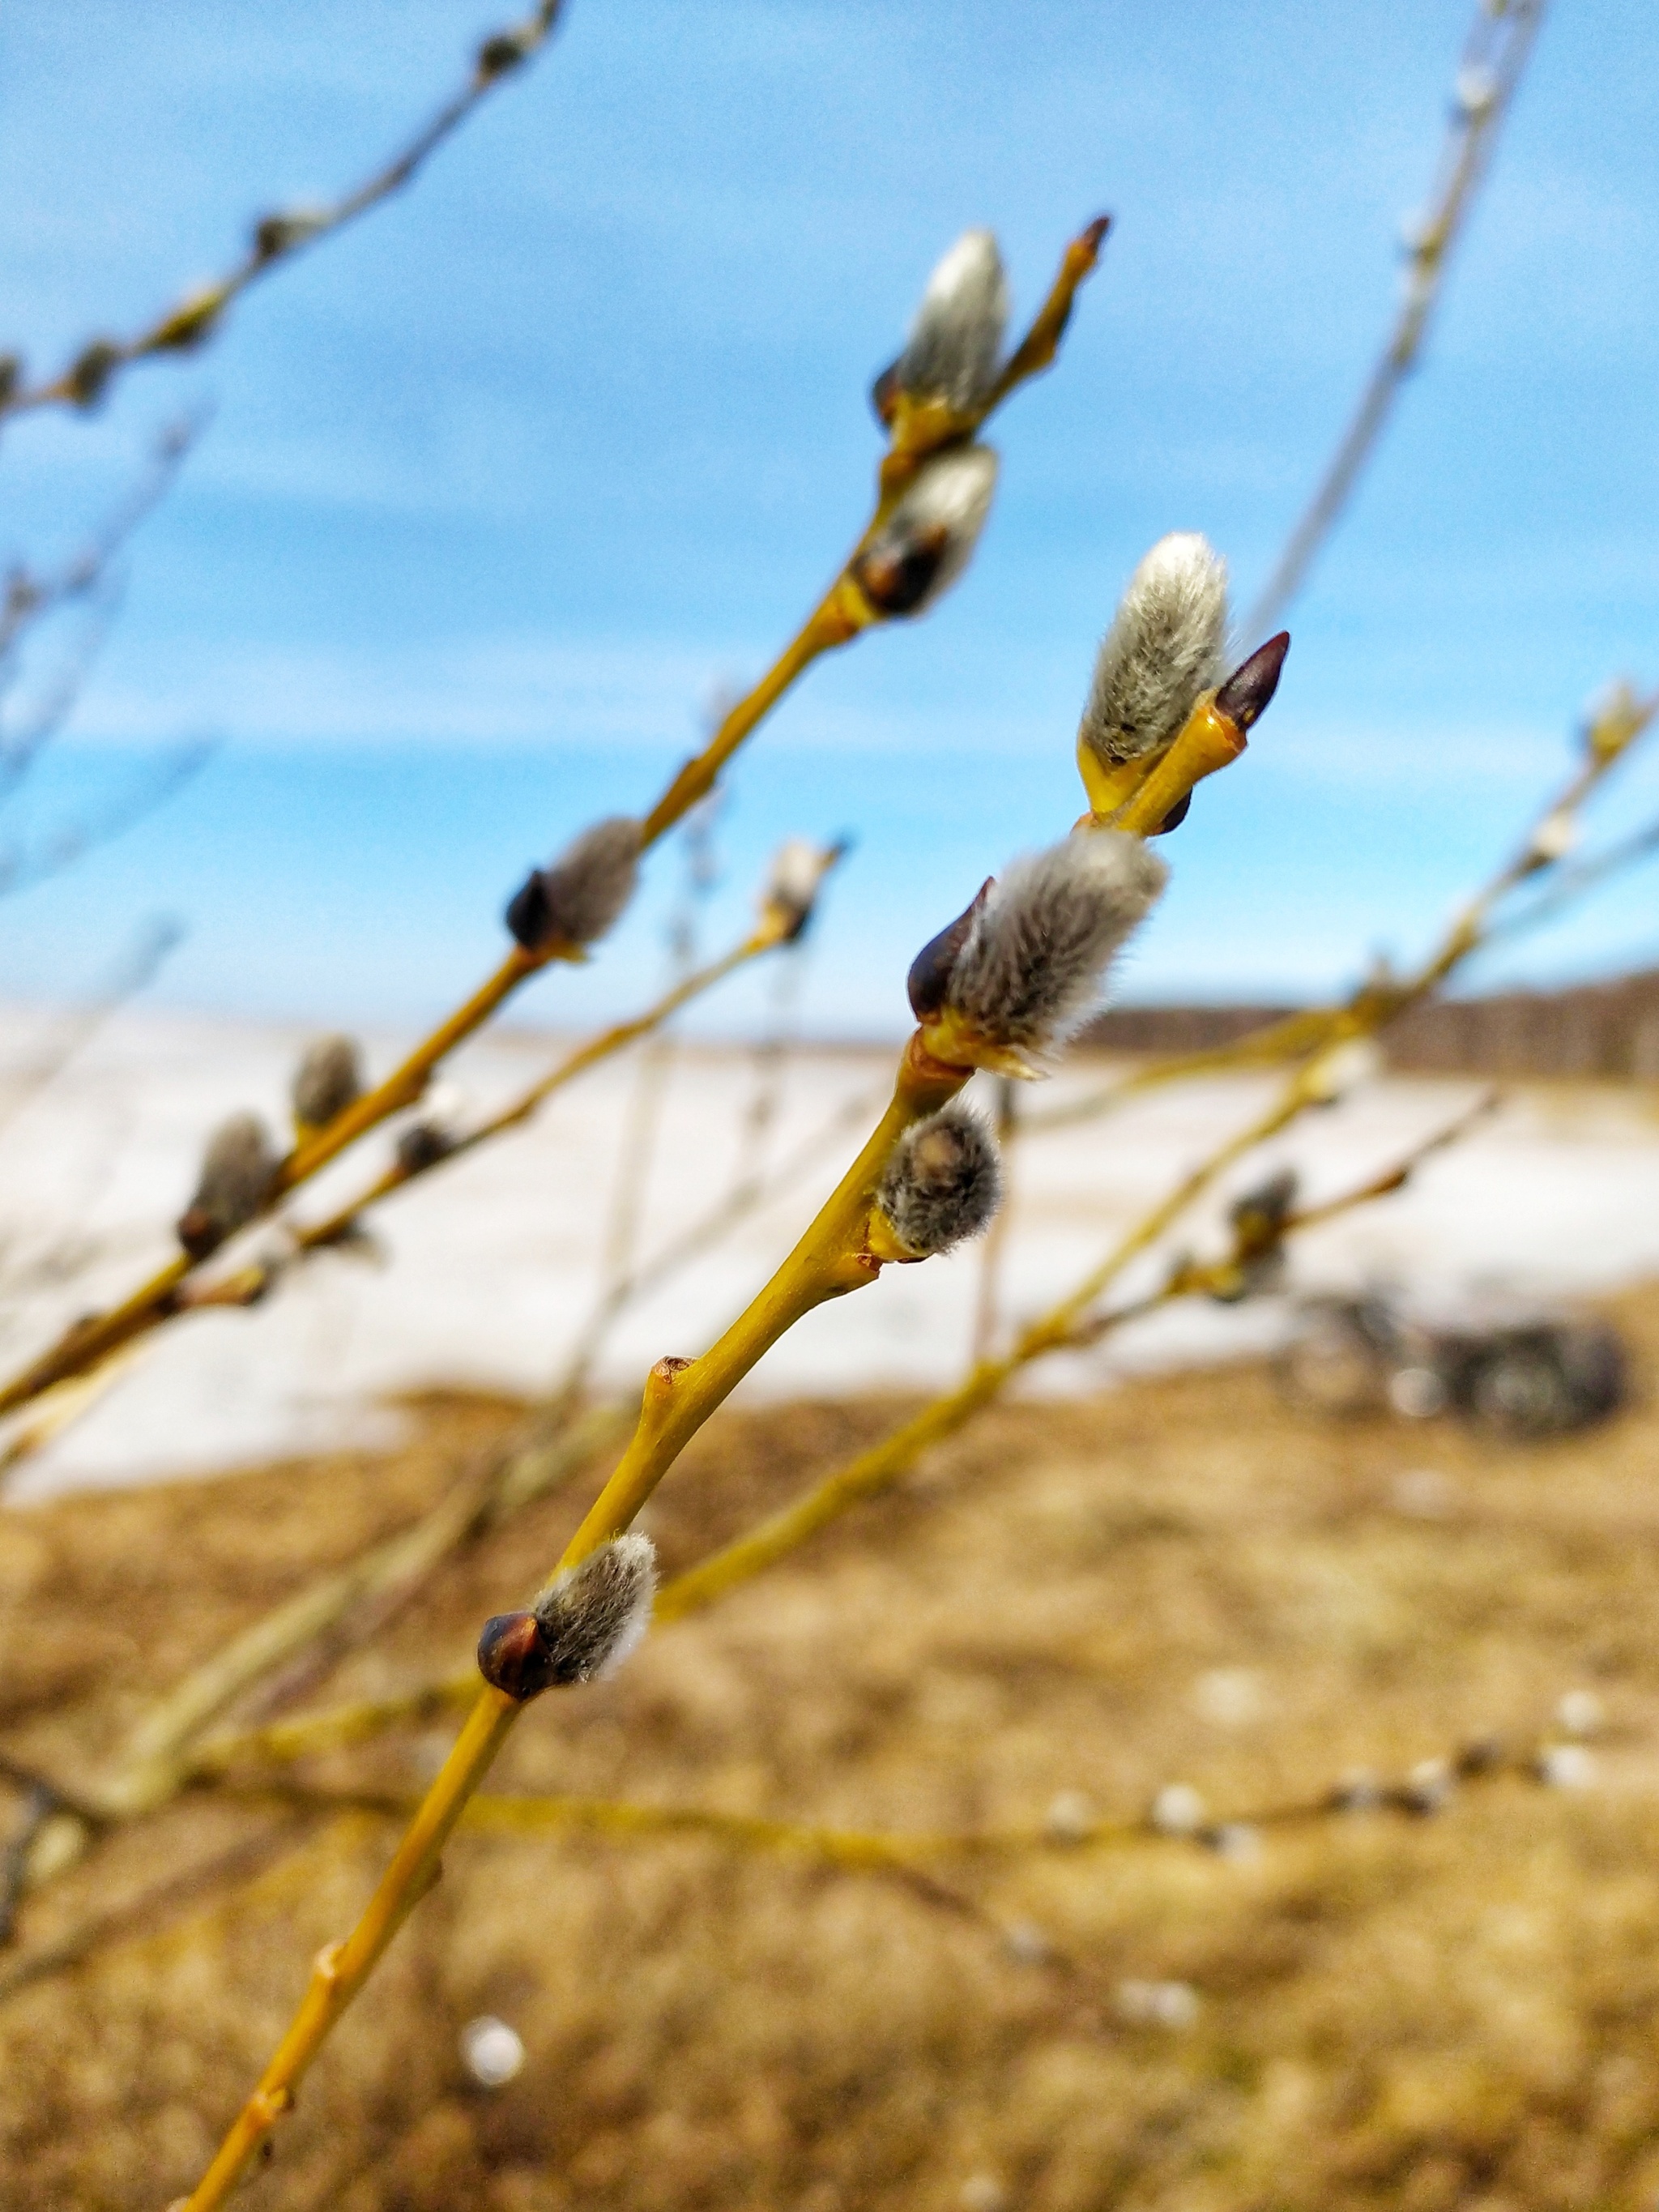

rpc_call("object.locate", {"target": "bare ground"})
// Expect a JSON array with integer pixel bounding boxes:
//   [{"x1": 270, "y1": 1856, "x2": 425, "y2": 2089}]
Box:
[{"x1": 6, "y1": 1287, "x2": 1659, "y2": 2209}]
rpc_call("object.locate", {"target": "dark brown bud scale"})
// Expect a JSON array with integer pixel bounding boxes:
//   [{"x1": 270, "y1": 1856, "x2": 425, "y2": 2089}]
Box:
[
  {"x1": 1214, "y1": 631, "x2": 1290, "y2": 732},
  {"x1": 476, "y1": 30, "x2": 531, "y2": 76},
  {"x1": 906, "y1": 881, "x2": 992, "y2": 1021},
  {"x1": 1150, "y1": 791, "x2": 1192, "y2": 836},
  {"x1": 476, "y1": 1610, "x2": 551, "y2": 1700},
  {"x1": 505, "y1": 870, "x2": 552, "y2": 950},
  {"x1": 505, "y1": 817, "x2": 641, "y2": 953},
  {"x1": 869, "y1": 358, "x2": 901, "y2": 426},
  {"x1": 851, "y1": 524, "x2": 951, "y2": 617},
  {"x1": 67, "y1": 341, "x2": 120, "y2": 410},
  {"x1": 396, "y1": 1121, "x2": 455, "y2": 1176},
  {"x1": 175, "y1": 1206, "x2": 221, "y2": 1262}
]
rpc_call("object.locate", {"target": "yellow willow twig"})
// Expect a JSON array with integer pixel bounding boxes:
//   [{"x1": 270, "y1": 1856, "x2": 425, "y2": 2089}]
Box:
[
  {"x1": 171, "y1": 1084, "x2": 1492, "y2": 1788},
  {"x1": 1028, "y1": 683, "x2": 1659, "y2": 1134},
  {"x1": 655, "y1": 1049, "x2": 1419, "y2": 1621},
  {"x1": 0, "y1": 6, "x2": 567, "y2": 426},
  {"x1": 267, "y1": 1714, "x2": 1565, "y2": 1873},
  {"x1": 0, "y1": 226, "x2": 1110, "y2": 1430},
  {"x1": 178, "y1": 1050, "x2": 972, "y2": 2206},
  {"x1": 87, "y1": 1404, "x2": 630, "y2": 1832},
  {"x1": 32, "y1": 896, "x2": 820, "y2": 1829},
  {"x1": 182, "y1": 894, "x2": 822, "y2": 1313},
  {"x1": 14, "y1": 1083, "x2": 890, "y2": 1886},
  {"x1": 177, "y1": 608, "x2": 1217, "y2": 2211}
]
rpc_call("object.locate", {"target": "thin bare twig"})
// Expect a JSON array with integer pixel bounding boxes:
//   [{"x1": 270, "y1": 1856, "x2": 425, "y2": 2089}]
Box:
[
  {"x1": 0, "y1": 737, "x2": 217, "y2": 903},
  {"x1": 1242, "y1": 0, "x2": 1547, "y2": 638},
  {"x1": 0, "y1": 912, "x2": 184, "y2": 1140},
  {"x1": 0, "y1": 413, "x2": 202, "y2": 690},
  {"x1": 0, "y1": 7, "x2": 567, "y2": 427}
]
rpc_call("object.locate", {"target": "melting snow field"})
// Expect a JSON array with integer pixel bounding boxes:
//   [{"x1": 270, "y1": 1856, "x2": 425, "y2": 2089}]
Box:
[{"x1": 3, "y1": 1003, "x2": 1659, "y2": 1497}]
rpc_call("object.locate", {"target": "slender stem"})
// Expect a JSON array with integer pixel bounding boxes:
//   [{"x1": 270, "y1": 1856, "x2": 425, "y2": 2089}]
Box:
[
  {"x1": 174, "y1": 1088, "x2": 1492, "y2": 1784},
  {"x1": 288, "y1": 929, "x2": 776, "y2": 1258},
  {"x1": 0, "y1": 3, "x2": 568, "y2": 426},
  {"x1": 1030, "y1": 698, "x2": 1657, "y2": 1135},
  {"x1": 1240, "y1": 0, "x2": 1546, "y2": 638},
  {"x1": 178, "y1": 1032, "x2": 966, "y2": 2206},
  {"x1": 655, "y1": 1053, "x2": 1434, "y2": 1622},
  {"x1": 641, "y1": 610, "x2": 850, "y2": 848}
]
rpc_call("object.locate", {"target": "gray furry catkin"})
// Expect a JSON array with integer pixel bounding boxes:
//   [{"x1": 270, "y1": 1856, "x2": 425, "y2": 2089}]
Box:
[
  {"x1": 531, "y1": 1533, "x2": 657, "y2": 1684},
  {"x1": 1079, "y1": 532, "x2": 1229, "y2": 769},
  {"x1": 541, "y1": 816, "x2": 642, "y2": 944},
  {"x1": 876, "y1": 1103, "x2": 1002, "y2": 1256},
  {"x1": 851, "y1": 446, "x2": 998, "y2": 619},
  {"x1": 291, "y1": 1033, "x2": 363, "y2": 1130},
  {"x1": 510, "y1": 816, "x2": 642, "y2": 952},
  {"x1": 179, "y1": 1112, "x2": 280, "y2": 1253},
  {"x1": 898, "y1": 229, "x2": 1009, "y2": 414},
  {"x1": 945, "y1": 831, "x2": 1168, "y2": 1057}
]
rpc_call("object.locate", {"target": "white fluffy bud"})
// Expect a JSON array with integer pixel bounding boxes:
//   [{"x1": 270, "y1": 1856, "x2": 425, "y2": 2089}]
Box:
[
  {"x1": 177, "y1": 1112, "x2": 280, "y2": 1256},
  {"x1": 291, "y1": 1033, "x2": 363, "y2": 1131},
  {"x1": 1080, "y1": 533, "x2": 1229, "y2": 769},
  {"x1": 851, "y1": 447, "x2": 998, "y2": 619},
  {"x1": 898, "y1": 228, "x2": 1009, "y2": 414},
  {"x1": 506, "y1": 817, "x2": 642, "y2": 953},
  {"x1": 761, "y1": 836, "x2": 842, "y2": 942},
  {"x1": 532, "y1": 1532, "x2": 657, "y2": 1683},
  {"x1": 874, "y1": 1103, "x2": 1002, "y2": 1257},
  {"x1": 941, "y1": 831, "x2": 1167, "y2": 1061}
]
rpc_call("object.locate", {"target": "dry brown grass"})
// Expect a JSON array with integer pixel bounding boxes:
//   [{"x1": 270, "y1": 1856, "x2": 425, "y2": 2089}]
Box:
[{"x1": 6, "y1": 1287, "x2": 1659, "y2": 2210}]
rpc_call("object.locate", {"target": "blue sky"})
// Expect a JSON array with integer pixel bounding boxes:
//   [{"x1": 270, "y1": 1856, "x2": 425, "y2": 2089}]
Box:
[{"x1": 0, "y1": 0, "x2": 1656, "y2": 1037}]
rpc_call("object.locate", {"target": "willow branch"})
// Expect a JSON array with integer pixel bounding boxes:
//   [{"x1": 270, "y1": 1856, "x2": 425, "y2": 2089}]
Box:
[
  {"x1": 1241, "y1": 0, "x2": 1547, "y2": 637},
  {"x1": 0, "y1": 737, "x2": 217, "y2": 903},
  {"x1": 277, "y1": 1713, "x2": 1557, "y2": 1872},
  {"x1": 1030, "y1": 685, "x2": 1658, "y2": 1134},
  {"x1": 0, "y1": 222, "x2": 1108, "y2": 1425},
  {"x1": 0, "y1": 8, "x2": 565, "y2": 427},
  {"x1": 0, "y1": 413, "x2": 201, "y2": 692}
]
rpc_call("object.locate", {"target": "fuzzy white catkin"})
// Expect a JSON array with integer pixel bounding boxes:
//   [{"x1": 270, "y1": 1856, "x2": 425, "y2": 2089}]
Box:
[
  {"x1": 945, "y1": 831, "x2": 1168, "y2": 1055},
  {"x1": 190, "y1": 1112, "x2": 279, "y2": 1234},
  {"x1": 1079, "y1": 532, "x2": 1229, "y2": 768},
  {"x1": 539, "y1": 817, "x2": 642, "y2": 947},
  {"x1": 291, "y1": 1032, "x2": 363, "y2": 1129},
  {"x1": 898, "y1": 229, "x2": 1010, "y2": 414},
  {"x1": 531, "y1": 1533, "x2": 657, "y2": 1684},
  {"x1": 763, "y1": 837, "x2": 835, "y2": 937},
  {"x1": 875, "y1": 1103, "x2": 1002, "y2": 1256},
  {"x1": 857, "y1": 446, "x2": 998, "y2": 617}
]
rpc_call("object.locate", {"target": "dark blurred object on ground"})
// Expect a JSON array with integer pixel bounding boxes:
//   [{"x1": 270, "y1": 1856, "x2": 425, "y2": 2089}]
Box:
[{"x1": 1280, "y1": 1290, "x2": 1629, "y2": 1437}]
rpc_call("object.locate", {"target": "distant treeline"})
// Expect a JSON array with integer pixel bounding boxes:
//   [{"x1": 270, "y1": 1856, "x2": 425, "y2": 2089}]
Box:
[{"x1": 1083, "y1": 970, "x2": 1659, "y2": 1081}]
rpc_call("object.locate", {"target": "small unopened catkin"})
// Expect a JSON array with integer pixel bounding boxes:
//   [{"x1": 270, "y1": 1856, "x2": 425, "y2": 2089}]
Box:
[
  {"x1": 851, "y1": 446, "x2": 998, "y2": 619},
  {"x1": 1079, "y1": 533, "x2": 1228, "y2": 770},
  {"x1": 898, "y1": 229, "x2": 1009, "y2": 414},
  {"x1": 291, "y1": 1033, "x2": 363, "y2": 1132},
  {"x1": 763, "y1": 836, "x2": 842, "y2": 942},
  {"x1": 476, "y1": 1535, "x2": 659, "y2": 1702},
  {"x1": 875, "y1": 1103, "x2": 1002, "y2": 1257},
  {"x1": 942, "y1": 831, "x2": 1168, "y2": 1058},
  {"x1": 177, "y1": 1112, "x2": 280, "y2": 1256},
  {"x1": 506, "y1": 817, "x2": 642, "y2": 954}
]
